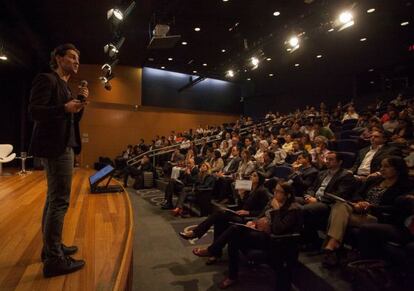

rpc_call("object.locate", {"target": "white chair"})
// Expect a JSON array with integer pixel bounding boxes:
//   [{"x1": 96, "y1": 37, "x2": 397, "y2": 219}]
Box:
[{"x1": 0, "y1": 144, "x2": 16, "y2": 176}]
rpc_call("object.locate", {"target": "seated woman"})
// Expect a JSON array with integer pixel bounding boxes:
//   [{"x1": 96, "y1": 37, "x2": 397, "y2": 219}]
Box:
[
  {"x1": 210, "y1": 150, "x2": 224, "y2": 174},
  {"x1": 322, "y1": 156, "x2": 413, "y2": 267},
  {"x1": 179, "y1": 171, "x2": 270, "y2": 262},
  {"x1": 172, "y1": 162, "x2": 215, "y2": 217},
  {"x1": 210, "y1": 182, "x2": 302, "y2": 289},
  {"x1": 122, "y1": 154, "x2": 155, "y2": 189}
]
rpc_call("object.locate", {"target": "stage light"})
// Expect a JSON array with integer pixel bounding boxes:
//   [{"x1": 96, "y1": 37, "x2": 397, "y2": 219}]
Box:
[
  {"x1": 107, "y1": 1, "x2": 136, "y2": 24},
  {"x1": 181, "y1": 41, "x2": 187, "y2": 45},
  {"x1": 401, "y1": 21, "x2": 409, "y2": 26},
  {"x1": 104, "y1": 36, "x2": 125, "y2": 58},
  {"x1": 337, "y1": 11, "x2": 354, "y2": 31},
  {"x1": 226, "y1": 70, "x2": 234, "y2": 78},
  {"x1": 273, "y1": 11, "x2": 280, "y2": 16},
  {"x1": 101, "y1": 59, "x2": 119, "y2": 76},
  {"x1": 194, "y1": 27, "x2": 201, "y2": 32},
  {"x1": 367, "y1": 8, "x2": 375, "y2": 13},
  {"x1": 251, "y1": 57, "x2": 259, "y2": 69}
]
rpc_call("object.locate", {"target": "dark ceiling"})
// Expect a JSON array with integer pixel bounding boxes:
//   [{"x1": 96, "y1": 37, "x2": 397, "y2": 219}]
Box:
[{"x1": 0, "y1": 0, "x2": 413, "y2": 84}]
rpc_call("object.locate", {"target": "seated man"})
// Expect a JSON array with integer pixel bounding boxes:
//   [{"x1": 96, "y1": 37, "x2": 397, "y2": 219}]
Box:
[
  {"x1": 122, "y1": 154, "x2": 155, "y2": 189},
  {"x1": 299, "y1": 151, "x2": 356, "y2": 248},
  {"x1": 352, "y1": 129, "x2": 401, "y2": 181},
  {"x1": 213, "y1": 146, "x2": 241, "y2": 202},
  {"x1": 290, "y1": 152, "x2": 319, "y2": 197},
  {"x1": 161, "y1": 158, "x2": 199, "y2": 210}
]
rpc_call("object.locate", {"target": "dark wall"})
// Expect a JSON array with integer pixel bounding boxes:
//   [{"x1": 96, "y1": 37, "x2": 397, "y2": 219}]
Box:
[{"x1": 142, "y1": 67, "x2": 242, "y2": 114}]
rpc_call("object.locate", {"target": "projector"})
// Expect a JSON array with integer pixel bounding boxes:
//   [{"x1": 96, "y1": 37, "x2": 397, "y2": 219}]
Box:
[{"x1": 148, "y1": 24, "x2": 181, "y2": 49}]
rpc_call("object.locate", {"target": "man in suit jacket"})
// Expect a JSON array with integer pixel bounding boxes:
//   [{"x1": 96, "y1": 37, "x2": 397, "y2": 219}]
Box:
[
  {"x1": 300, "y1": 151, "x2": 356, "y2": 246},
  {"x1": 291, "y1": 152, "x2": 319, "y2": 196},
  {"x1": 352, "y1": 129, "x2": 401, "y2": 180},
  {"x1": 29, "y1": 44, "x2": 87, "y2": 277}
]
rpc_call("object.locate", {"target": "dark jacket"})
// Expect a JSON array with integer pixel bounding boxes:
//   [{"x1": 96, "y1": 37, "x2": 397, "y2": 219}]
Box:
[
  {"x1": 179, "y1": 166, "x2": 200, "y2": 185},
  {"x1": 223, "y1": 156, "x2": 241, "y2": 175},
  {"x1": 353, "y1": 176, "x2": 413, "y2": 221},
  {"x1": 240, "y1": 185, "x2": 271, "y2": 217},
  {"x1": 351, "y1": 144, "x2": 401, "y2": 174},
  {"x1": 29, "y1": 72, "x2": 83, "y2": 158},
  {"x1": 292, "y1": 166, "x2": 319, "y2": 196},
  {"x1": 306, "y1": 168, "x2": 356, "y2": 201},
  {"x1": 261, "y1": 161, "x2": 277, "y2": 179},
  {"x1": 195, "y1": 174, "x2": 216, "y2": 190},
  {"x1": 270, "y1": 202, "x2": 303, "y2": 235}
]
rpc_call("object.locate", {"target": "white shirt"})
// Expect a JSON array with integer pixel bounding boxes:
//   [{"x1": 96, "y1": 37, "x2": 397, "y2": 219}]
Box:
[
  {"x1": 357, "y1": 145, "x2": 382, "y2": 176},
  {"x1": 342, "y1": 112, "x2": 359, "y2": 122}
]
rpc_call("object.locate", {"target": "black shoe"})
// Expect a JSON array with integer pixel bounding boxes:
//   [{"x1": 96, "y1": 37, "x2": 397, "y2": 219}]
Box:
[
  {"x1": 322, "y1": 249, "x2": 339, "y2": 268},
  {"x1": 41, "y1": 244, "x2": 78, "y2": 262},
  {"x1": 161, "y1": 203, "x2": 174, "y2": 210},
  {"x1": 43, "y1": 256, "x2": 85, "y2": 278},
  {"x1": 179, "y1": 231, "x2": 197, "y2": 240}
]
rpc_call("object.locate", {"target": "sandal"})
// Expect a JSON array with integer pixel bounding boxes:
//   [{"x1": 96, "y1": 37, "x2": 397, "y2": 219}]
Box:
[
  {"x1": 179, "y1": 231, "x2": 197, "y2": 240},
  {"x1": 218, "y1": 277, "x2": 237, "y2": 289},
  {"x1": 192, "y1": 247, "x2": 210, "y2": 257}
]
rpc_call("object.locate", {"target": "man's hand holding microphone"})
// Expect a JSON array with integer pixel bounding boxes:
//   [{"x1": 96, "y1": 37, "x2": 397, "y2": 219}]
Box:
[{"x1": 64, "y1": 80, "x2": 89, "y2": 113}]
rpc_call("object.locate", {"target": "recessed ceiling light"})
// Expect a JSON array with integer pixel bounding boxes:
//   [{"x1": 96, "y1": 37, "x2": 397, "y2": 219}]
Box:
[
  {"x1": 401, "y1": 21, "x2": 409, "y2": 26},
  {"x1": 360, "y1": 37, "x2": 367, "y2": 42},
  {"x1": 181, "y1": 41, "x2": 187, "y2": 45},
  {"x1": 266, "y1": 57, "x2": 272, "y2": 61},
  {"x1": 0, "y1": 55, "x2": 7, "y2": 61},
  {"x1": 286, "y1": 48, "x2": 292, "y2": 52},
  {"x1": 273, "y1": 11, "x2": 280, "y2": 16},
  {"x1": 294, "y1": 63, "x2": 300, "y2": 67},
  {"x1": 148, "y1": 57, "x2": 154, "y2": 61},
  {"x1": 223, "y1": 0, "x2": 229, "y2": 2},
  {"x1": 269, "y1": 73, "x2": 274, "y2": 77},
  {"x1": 316, "y1": 54, "x2": 322, "y2": 58},
  {"x1": 221, "y1": 49, "x2": 226, "y2": 53},
  {"x1": 328, "y1": 28, "x2": 334, "y2": 32},
  {"x1": 369, "y1": 68, "x2": 374, "y2": 72},
  {"x1": 367, "y1": 8, "x2": 375, "y2": 13},
  {"x1": 203, "y1": 63, "x2": 207, "y2": 66},
  {"x1": 370, "y1": 81, "x2": 375, "y2": 84},
  {"x1": 339, "y1": 11, "x2": 353, "y2": 24},
  {"x1": 168, "y1": 57, "x2": 173, "y2": 61},
  {"x1": 247, "y1": 78, "x2": 251, "y2": 81},
  {"x1": 194, "y1": 27, "x2": 201, "y2": 32},
  {"x1": 193, "y1": 70, "x2": 197, "y2": 73},
  {"x1": 161, "y1": 66, "x2": 165, "y2": 69}
]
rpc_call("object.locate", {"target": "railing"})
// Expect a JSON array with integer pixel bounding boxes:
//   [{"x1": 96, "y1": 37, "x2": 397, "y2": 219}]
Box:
[{"x1": 126, "y1": 118, "x2": 278, "y2": 167}]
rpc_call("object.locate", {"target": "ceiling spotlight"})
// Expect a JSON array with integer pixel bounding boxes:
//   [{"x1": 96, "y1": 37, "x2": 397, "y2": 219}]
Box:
[
  {"x1": 193, "y1": 70, "x2": 197, "y2": 74},
  {"x1": 268, "y1": 73, "x2": 274, "y2": 77},
  {"x1": 181, "y1": 41, "x2": 188, "y2": 45},
  {"x1": 194, "y1": 27, "x2": 201, "y2": 32},
  {"x1": 339, "y1": 11, "x2": 353, "y2": 24},
  {"x1": 101, "y1": 59, "x2": 119, "y2": 76},
  {"x1": 226, "y1": 70, "x2": 235, "y2": 78},
  {"x1": 328, "y1": 28, "x2": 334, "y2": 32},
  {"x1": 360, "y1": 37, "x2": 367, "y2": 42},
  {"x1": 401, "y1": 21, "x2": 409, "y2": 26},
  {"x1": 370, "y1": 81, "x2": 375, "y2": 84},
  {"x1": 266, "y1": 57, "x2": 272, "y2": 61},
  {"x1": 223, "y1": 0, "x2": 229, "y2": 2},
  {"x1": 247, "y1": 78, "x2": 251, "y2": 81},
  {"x1": 251, "y1": 57, "x2": 259, "y2": 69},
  {"x1": 203, "y1": 63, "x2": 207, "y2": 66},
  {"x1": 286, "y1": 36, "x2": 300, "y2": 52},
  {"x1": 286, "y1": 48, "x2": 292, "y2": 52},
  {"x1": 168, "y1": 57, "x2": 173, "y2": 61},
  {"x1": 294, "y1": 63, "x2": 300, "y2": 67},
  {"x1": 0, "y1": 55, "x2": 7, "y2": 61},
  {"x1": 367, "y1": 8, "x2": 375, "y2": 13},
  {"x1": 221, "y1": 49, "x2": 226, "y2": 53},
  {"x1": 161, "y1": 66, "x2": 165, "y2": 69},
  {"x1": 104, "y1": 36, "x2": 125, "y2": 58},
  {"x1": 369, "y1": 68, "x2": 374, "y2": 72},
  {"x1": 273, "y1": 11, "x2": 280, "y2": 16},
  {"x1": 99, "y1": 72, "x2": 114, "y2": 91},
  {"x1": 316, "y1": 54, "x2": 322, "y2": 58},
  {"x1": 107, "y1": 1, "x2": 136, "y2": 24}
]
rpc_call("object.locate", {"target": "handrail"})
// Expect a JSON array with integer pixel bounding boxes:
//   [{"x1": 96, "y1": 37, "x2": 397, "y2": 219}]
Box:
[{"x1": 125, "y1": 118, "x2": 278, "y2": 167}]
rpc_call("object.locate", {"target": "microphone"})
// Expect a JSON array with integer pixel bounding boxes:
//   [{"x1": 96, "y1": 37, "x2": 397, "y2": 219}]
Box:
[{"x1": 77, "y1": 80, "x2": 88, "y2": 102}]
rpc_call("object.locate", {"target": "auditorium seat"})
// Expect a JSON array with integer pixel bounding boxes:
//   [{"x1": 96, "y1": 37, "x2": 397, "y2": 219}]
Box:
[
  {"x1": 336, "y1": 151, "x2": 356, "y2": 169},
  {"x1": 0, "y1": 144, "x2": 16, "y2": 175},
  {"x1": 274, "y1": 166, "x2": 293, "y2": 180}
]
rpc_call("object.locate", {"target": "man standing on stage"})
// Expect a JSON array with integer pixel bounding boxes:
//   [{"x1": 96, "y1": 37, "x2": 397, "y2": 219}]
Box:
[{"x1": 29, "y1": 43, "x2": 88, "y2": 277}]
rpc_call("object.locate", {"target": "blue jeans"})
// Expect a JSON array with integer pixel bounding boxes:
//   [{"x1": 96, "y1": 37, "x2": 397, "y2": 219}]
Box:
[{"x1": 41, "y1": 147, "x2": 74, "y2": 259}]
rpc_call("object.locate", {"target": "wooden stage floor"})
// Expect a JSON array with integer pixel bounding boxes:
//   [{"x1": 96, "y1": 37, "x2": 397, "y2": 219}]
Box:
[{"x1": 0, "y1": 169, "x2": 133, "y2": 291}]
